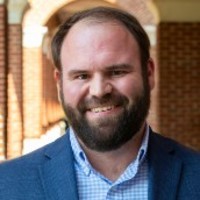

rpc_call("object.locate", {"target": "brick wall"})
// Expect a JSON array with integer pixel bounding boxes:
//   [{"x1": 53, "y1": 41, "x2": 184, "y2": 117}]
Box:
[
  {"x1": 42, "y1": 53, "x2": 64, "y2": 133},
  {"x1": 23, "y1": 47, "x2": 63, "y2": 139},
  {"x1": 7, "y1": 25, "x2": 23, "y2": 159},
  {"x1": 23, "y1": 47, "x2": 43, "y2": 138},
  {"x1": 157, "y1": 23, "x2": 200, "y2": 150},
  {"x1": 0, "y1": 5, "x2": 7, "y2": 160}
]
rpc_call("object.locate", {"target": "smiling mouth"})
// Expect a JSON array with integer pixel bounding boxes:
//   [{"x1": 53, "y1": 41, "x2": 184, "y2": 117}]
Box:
[{"x1": 90, "y1": 106, "x2": 116, "y2": 113}]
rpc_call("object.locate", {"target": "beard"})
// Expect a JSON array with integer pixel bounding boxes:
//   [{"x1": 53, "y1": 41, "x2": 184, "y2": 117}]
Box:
[{"x1": 60, "y1": 76, "x2": 150, "y2": 152}]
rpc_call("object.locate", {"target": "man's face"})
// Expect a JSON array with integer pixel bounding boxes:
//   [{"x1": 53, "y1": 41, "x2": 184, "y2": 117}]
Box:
[{"x1": 55, "y1": 21, "x2": 154, "y2": 151}]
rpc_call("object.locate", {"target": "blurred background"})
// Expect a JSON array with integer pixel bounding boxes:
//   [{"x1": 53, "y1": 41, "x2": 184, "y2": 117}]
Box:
[{"x1": 0, "y1": 0, "x2": 199, "y2": 160}]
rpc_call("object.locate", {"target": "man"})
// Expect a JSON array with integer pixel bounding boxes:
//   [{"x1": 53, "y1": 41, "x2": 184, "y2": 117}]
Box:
[{"x1": 0, "y1": 6, "x2": 200, "y2": 200}]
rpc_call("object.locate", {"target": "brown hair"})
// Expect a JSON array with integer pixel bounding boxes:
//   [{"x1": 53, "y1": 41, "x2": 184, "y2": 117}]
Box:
[{"x1": 51, "y1": 6, "x2": 150, "y2": 73}]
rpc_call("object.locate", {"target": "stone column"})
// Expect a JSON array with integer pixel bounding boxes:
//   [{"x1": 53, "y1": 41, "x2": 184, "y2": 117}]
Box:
[
  {"x1": 6, "y1": 0, "x2": 27, "y2": 159},
  {"x1": 0, "y1": 2, "x2": 7, "y2": 160},
  {"x1": 23, "y1": 25, "x2": 47, "y2": 138}
]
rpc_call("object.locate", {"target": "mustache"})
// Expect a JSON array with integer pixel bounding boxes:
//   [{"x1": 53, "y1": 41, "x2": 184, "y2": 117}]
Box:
[{"x1": 78, "y1": 93, "x2": 128, "y2": 112}]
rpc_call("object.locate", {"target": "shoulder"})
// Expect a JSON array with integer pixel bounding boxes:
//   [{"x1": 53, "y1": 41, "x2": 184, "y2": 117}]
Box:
[
  {"x1": 149, "y1": 130, "x2": 200, "y2": 164},
  {"x1": 0, "y1": 133, "x2": 74, "y2": 199},
  {"x1": 149, "y1": 130, "x2": 200, "y2": 199},
  {"x1": 0, "y1": 133, "x2": 70, "y2": 177}
]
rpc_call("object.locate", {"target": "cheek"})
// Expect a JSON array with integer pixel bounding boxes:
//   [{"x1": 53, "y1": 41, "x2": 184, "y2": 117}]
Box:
[
  {"x1": 114, "y1": 76, "x2": 143, "y2": 99},
  {"x1": 62, "y1": 81, "x2": 86, "y2": 106}
]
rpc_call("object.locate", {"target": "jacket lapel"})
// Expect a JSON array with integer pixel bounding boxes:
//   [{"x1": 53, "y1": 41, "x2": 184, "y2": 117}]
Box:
[
  {"x1": 38, "y1": 133, "x2": 78, "y2": 200},
  {"x1": 38, "y1": 129, "x2": 183, "y2": 200},
  {"x1": 148, "y1": 131, "x2": 183, "y2": 200}
]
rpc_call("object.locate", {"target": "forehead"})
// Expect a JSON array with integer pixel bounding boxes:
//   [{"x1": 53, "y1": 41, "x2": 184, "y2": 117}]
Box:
[
  {"x1": 60, "y1": 19, "x2": 141, "y2": 71},
  {"x1": 62, "y1": 19, "x2": 139, "y2": 51},
  {"x1": 69, "y1": 18, "x2": 127, "y2": 33}
]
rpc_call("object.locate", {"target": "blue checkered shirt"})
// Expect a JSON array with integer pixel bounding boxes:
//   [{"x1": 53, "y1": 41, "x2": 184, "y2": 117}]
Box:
[{"x1": 69, "y1": 126, "x2": 149, "y2": 200}]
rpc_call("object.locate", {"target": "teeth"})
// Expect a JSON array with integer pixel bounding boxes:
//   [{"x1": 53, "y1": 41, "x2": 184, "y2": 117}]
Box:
[{"x1": 91, "y1": 106, "x2": 114, "y2": 113}]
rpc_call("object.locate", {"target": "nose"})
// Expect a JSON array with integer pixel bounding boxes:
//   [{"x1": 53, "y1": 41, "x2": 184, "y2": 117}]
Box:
[{"x1": 89, "y1": 75, "x2": 112, "y2": 98}]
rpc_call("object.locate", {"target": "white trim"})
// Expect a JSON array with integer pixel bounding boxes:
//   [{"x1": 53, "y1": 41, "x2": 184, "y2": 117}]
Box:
[
  {"x1": 144, "y1": 25, "x2": 157, "y2": 46},
  {"x1": 23, "y1": 25, "x2": 48, "y2": 48}
]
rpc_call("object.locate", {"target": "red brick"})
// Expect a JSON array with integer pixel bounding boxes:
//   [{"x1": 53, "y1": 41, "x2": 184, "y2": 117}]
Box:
[
  {"x1": 157, "y1": 22, "x2": 200, "y2": 150},
  {"x1": 6, "y1": 24, "x2": 23, "y2": 159},
  {"x1": 0, "y1": 4, "x2": 7, "y2": 161}
]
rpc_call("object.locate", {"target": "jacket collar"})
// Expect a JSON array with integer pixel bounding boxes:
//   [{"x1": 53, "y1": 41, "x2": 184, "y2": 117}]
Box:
[
  {"x1": 148, "y1": 129, "x2": 183, "y2": 200},
  {"x1": 38, "y1": 128, "x2": 183, "y2": 200},
  {"x1": 38, "y1": 131, "x2": 78, "y2": 200}
]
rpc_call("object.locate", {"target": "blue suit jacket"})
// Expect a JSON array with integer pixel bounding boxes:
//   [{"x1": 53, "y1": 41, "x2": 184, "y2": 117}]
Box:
[{"x1": 0, "y1": 129, "x2": 200, "y2": 200}]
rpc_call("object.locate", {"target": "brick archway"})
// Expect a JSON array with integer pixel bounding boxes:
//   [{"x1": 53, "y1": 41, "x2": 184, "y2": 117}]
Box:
[
  {"x1": 23, "y1": 0, "x2": 118, "y2": 27},
  {"x1": 21, "y1": 0, "x2": 122, "y2": 139},
  {"x1": 21, "y1": 0, "x2": 159, "y2": 144}
]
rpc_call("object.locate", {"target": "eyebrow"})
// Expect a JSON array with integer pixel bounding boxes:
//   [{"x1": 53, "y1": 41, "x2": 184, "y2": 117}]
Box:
[
  {"x1": 66, "y1": 63, "x2": 133, "y2": 76},
  {"x1": 67, "y1": 69, "x2": 89, "y2": 77},
  {"x1": 105, "y1": 63, "x2": 133, "y2": 71}
]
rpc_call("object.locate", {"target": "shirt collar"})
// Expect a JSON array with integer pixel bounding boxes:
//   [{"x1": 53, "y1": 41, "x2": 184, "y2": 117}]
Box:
[
  {"x1": 69, "y1": 128, "x2": 91, "y2": 176},
  {"x1": 69, "y1": 125, "x2": 150, "y2": 177},
  {"x1": 138, "y1": 125, "x2": 149, "y2": 163}
]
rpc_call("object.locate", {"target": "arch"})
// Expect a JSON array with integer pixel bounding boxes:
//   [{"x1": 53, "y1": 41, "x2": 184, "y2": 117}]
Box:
[
  {"x1": 147, "y1": 0, "x2": 159, "y2": 24},
  {"x1": 23, "y1": 0, "x2": 117, "y2": 27},
  {"x1": 22, "y1": 0, "x2": 159, "y2": 48}
]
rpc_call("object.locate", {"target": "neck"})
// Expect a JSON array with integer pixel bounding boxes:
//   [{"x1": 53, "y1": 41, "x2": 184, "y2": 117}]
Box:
[{"x1": 78, "y1": 123, "x2": 146, "y2": 181}]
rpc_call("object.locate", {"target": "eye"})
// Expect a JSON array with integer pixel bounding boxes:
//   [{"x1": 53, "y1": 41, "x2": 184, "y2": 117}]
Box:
[
  {"x1": 75, "y1": 74, "x2": 89, "y2": 80},
  {"x1": 110, "y1": 70, "x2": 127, "y2": 77}
]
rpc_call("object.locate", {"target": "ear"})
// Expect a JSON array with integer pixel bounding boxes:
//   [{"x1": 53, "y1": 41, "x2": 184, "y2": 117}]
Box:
[
  {"x1": 54, "y1": 69, "x2": 62, "y2": 102},
  {"x1": 147, "y1": 58, "x2": 155, "y2": 91},
  {"x1": 54, "y1": 69, "x2": 61, "y2": 82}
]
